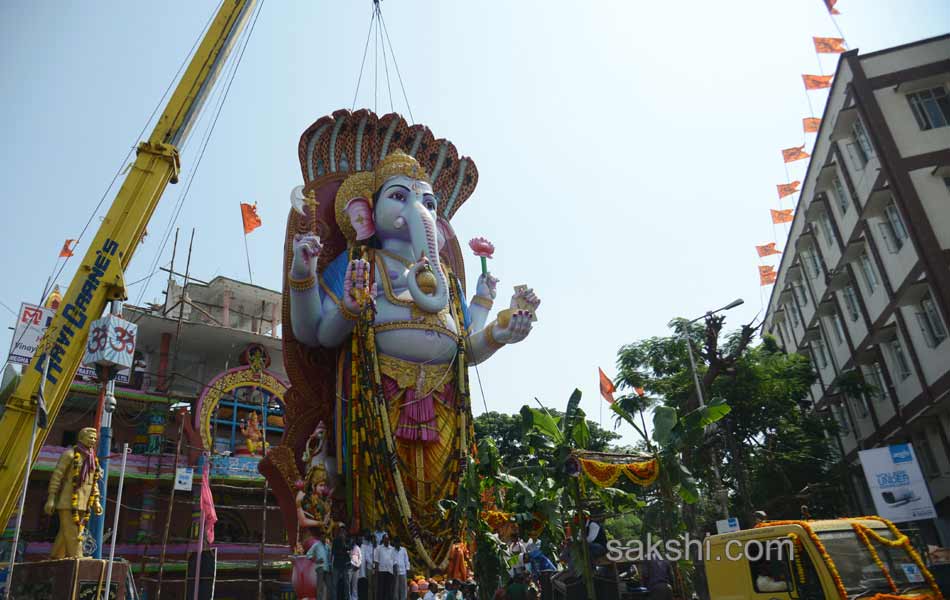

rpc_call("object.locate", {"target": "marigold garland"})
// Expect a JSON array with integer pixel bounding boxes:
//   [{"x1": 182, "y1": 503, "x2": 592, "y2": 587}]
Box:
[
  {"x1": 577, "y1": 457, "x2": 659, "y2": 488},
  {"x1": 755, "y1": 520, "x2": 848, "y2": 600},
  {"x1": 758, "y1": 518, "x2": 944, "y2": 600},
  {"x1": 786, "y1": 533, "x2": 806, "y2": 584}
]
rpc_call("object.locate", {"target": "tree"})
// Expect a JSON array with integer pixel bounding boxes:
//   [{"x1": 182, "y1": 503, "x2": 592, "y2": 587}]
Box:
[{"x1": 474, "y1": 408, "x2": 621, "y2": 470}]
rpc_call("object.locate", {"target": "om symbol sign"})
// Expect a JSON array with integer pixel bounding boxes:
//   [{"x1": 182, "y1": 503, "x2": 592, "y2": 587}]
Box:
[
  {"x1": 87, "y1": 325, "x2": 109, "y2": 354},
  {"x1": 111, "y1": 327, "x2": 136, "y2": 354}
]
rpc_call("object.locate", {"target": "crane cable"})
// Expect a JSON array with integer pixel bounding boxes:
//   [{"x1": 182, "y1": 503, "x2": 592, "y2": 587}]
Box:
[
  {"x1": 351, "y1": 0, "x2": 414, "y2": 123},
  {"x1": 132, "y1": 0, "x2": 266, "y2": 310},
  {"x1": 3, "y1": 2, "x2": 228, "y2": 364}
]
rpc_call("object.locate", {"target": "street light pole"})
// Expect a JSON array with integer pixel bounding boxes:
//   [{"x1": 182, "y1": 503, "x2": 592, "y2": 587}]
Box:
[{"x1": 678, "y1": 298, "x2": 744, "y2": 519}]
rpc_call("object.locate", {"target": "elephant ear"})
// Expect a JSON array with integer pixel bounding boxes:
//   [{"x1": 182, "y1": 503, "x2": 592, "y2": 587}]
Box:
[
  {"x1": 437, "y1": 217, "x2": 466, "y2": 296},
  {"x1": 344, "y1": 198, "x2": 376, "y2": 241}
]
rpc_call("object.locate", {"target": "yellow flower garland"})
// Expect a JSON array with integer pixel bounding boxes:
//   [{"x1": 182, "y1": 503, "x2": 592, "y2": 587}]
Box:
[
  {"x1": 578, "y1": 457, "x2": 659, "y2": 488},
  {"x1": 759, "y1": 517, "x2": 944, "y2": 600},
  {"x1": 786, "y1": 532, "x2": 806, "y2": 584}
]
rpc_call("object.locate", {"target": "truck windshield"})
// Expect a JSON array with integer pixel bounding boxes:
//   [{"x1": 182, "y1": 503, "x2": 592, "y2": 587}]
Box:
[{"x1": 817, "y1": 529, "x2": 924, "y2": 596}]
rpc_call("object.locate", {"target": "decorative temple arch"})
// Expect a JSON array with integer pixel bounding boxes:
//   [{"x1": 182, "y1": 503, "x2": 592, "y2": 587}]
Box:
[{"x1": 194, "y1": 344, "x2": 290, "y2": 453}]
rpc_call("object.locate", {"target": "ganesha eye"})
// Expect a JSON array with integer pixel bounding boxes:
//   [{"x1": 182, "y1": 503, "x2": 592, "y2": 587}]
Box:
[
  {"x1": 390, "y1": 191, "x2": 406, "y2": 201},
  {"x1": 424, "y1": 195, "x2": 437, "y2": 210}
]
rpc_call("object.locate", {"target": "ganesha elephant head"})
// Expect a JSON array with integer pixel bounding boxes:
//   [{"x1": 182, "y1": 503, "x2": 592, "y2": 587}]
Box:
[{"x1": 336, "y1": 151, "x2": 450, "y2": 314}]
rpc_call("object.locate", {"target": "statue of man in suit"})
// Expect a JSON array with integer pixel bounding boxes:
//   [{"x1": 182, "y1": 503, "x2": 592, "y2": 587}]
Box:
[{"x1": 45, "y1": 427, "x2": 102, "y2": 559}]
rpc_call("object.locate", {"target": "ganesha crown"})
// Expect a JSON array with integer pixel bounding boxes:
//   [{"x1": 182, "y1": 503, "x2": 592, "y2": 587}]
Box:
[{"x1": 373, "y1": 150, "x2": 430, "y2": 191}]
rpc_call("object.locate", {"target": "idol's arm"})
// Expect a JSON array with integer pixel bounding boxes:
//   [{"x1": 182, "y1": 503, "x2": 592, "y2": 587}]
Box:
[
  {"x1": 466, "y1": 310, "x2": 534, "y2": 365},
  {"x1": 289, "y1": 233, "x2": 325, "y2": 347},
  {"x1": 468, "y1": 272, "x2": 498, "y2": 332}
]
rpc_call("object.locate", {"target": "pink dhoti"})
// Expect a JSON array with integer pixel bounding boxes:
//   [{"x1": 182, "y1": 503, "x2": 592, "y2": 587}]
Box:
[{"x1": 377, "y1": 355, "x2": 456, "y2": 443}]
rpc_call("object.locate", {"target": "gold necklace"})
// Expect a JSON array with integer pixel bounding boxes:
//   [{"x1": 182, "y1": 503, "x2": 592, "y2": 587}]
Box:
[{"x1": 377, "y1": 249, "x2": 414, "y2": 268}]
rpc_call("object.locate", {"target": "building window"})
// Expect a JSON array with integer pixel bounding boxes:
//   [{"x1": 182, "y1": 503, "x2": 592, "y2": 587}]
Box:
[
  {"x1": 859, "y1": 253, "x2": 878, "y2": 293},
  {"x1": 803, "y1": 250, "x2": 821, "y2": 279},
  {"x1": 842, "y1": 285, "x2": 861, "y2": 322},
  {"x1": 913, "y1": 431, "x2": 940, "y2": 477},
  {"x1": 789, "y1": 303, "x2": 801, "y2": 327},
  {"x1": 849, "y1": 119, "x2": 874, "y2": 168},
  {"x1": 813, "y1": 338, "x2": 829, "y2": 369},
  {"x1": 851, "y1": 394, "x2": 869, "y2": 418},
  {"x1": 867, "y1": 362, "x2": 887, "y2": 400},
  {"x1": 819, "y1": 213, "x2": 836, "y2": 247},
  {"x1": 879, "y1": 201, "x2": 909, "y2": 253},
  {"x1": 944, "y1": 176, "x2": 950, "y2": 195},
  {"x1": 832, "y1": 175, "x2": 850, "y2": 214},
  {"x1": 831, "y1": 313, "x2": 845, "y2": 345},
  {"x1": 834, "y1": 404, "x2": 851, "y2": 435},
  {"x1": 793, "y1": 280, "x2": 810, "y2": 306},
  {"x1": 906, "y1": 86, "x2": 950, "y2": 131},
  {"x1": 915, "y1": 291, "x2": 948, "y2": 348},
  {"x1": 887, "y1": 337, "x2": 911, "y2": 380}
]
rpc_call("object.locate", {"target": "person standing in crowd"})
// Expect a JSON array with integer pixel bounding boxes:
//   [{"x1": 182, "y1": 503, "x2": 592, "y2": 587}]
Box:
[
  {"x1": 349, "y1": 534, "x2": 363, "y2": 600},
  {"x1": 393, "y1": 537, "x2": 411, "y2": 600},
  {"x1": 505, "y1": 572, "x2": 529, "y2": 600},
  {"x1": 643, "y1": 558, "x2": 674, "y2": 600},
  {"x1": 306, "y1": 531, "x2": 330, "y2": 600},
  {"x1": 332, "y1": 527, "x2": 351, "y2": 600},
  {"x1": 374, "y1": 520, "x2": 387, "y2": 545},
  {"x1": 584, "y1": 515, "x2": 608, "y2": 560},
  {"x1": 422, "y1": 580, "x2": 440, "y2": 600},
  {"x1": 374, "y1": 534, "x2": 396, "y2": 600},
  {"x1": 359, "y1": 530, "x2": 376, "y2": 600}
]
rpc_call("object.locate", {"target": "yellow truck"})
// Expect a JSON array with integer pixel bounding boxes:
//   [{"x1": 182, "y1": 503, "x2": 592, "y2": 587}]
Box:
[{"x1": 704, "y1": 517, "x2": 944, "y2": 599}]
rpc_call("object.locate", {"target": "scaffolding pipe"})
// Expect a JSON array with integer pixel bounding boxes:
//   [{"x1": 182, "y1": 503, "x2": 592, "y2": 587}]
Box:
[{"x1": 102, "y1": 444, "x2": 131, "y2": 600}]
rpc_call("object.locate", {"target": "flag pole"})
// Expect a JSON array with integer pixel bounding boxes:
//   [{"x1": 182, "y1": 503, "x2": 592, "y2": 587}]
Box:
[{"x1": 243, "y1": 233, "x2": 254, "y2": 285}]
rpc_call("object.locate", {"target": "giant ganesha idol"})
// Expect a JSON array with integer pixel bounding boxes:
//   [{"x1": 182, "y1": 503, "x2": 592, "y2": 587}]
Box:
[{"x1": 260, "y1": 109, "x2": 540, "y2": 572}]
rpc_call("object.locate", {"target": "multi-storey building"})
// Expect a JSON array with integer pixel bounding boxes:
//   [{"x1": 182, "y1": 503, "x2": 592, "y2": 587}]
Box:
[
  {"x1": 763, "y1": 34, "x2": 950, "y2": 544},
  {"x1": 2, "y1": 274, "x2": 294, "y2": 599}
]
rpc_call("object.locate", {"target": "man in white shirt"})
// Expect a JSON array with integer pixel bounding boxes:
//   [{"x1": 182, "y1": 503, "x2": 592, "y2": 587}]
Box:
[
  {"x1": 349, "y1": 536, "x2": 363, "y2": 600},
  {"x1": 392, "y1": 537, "x2": 411, "y2": 600},
  {"x1": 374, "y1": 534, "x2": 396, "y2": 600},
  {"x1": 358, "y1": 531, "x2": 375, "y2": 600}
]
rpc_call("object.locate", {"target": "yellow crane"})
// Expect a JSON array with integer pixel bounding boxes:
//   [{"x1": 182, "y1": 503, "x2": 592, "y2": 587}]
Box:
[{"x1": 0, "y1": 0, "x2": 258, "y2": 530}]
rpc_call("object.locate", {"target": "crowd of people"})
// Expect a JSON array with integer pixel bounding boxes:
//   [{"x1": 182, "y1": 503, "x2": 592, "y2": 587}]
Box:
[{"x1": 302, "y1": 523, "x2": 480, "y2": 600}]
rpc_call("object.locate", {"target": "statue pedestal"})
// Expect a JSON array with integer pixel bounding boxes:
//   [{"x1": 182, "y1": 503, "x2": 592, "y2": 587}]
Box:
[{"x1": 8, "y1": 558, "x2": 130, "y2": 600}]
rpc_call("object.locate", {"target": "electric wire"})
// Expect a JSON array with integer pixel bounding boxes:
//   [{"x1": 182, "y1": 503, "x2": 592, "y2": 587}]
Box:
[{"x1": 378, "y1": 4, "x2": 395, "y2": 113}]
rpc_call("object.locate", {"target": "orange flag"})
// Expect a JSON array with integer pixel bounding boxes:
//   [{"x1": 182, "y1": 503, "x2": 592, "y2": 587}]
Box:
[
  {"x1": 759, "y1": 265, "x2": 777, "y2": 286},
  {"x1": 803, "y1": 74, "x2": 833, "y2": 90},
  {"x1": 782, "y1": 145, "x2": 810, "y2": 163},
  {"x1": 59, "y1": 239, "x2": 76, "y2": 258},
  {"x1": 598, "y1": 368, "x2": 616, "y2": 404},
  {"x1": 823, "y1": 0, "x2": 840, "y2": 15},
  {"x1": 777, "y1": 181, "x2": 801, "y2": 199},
  {"x1": 813, "y1": 36, "x2": 846, "y2": 54},
  {"x1": 755, "y1": 243, "x2": 782, "y2": 257},
  {"x1": 803, "y1": 117, "x2": 821, "y2": 133},
  {"x1": 771, "y1": 209, "x2": 794, "y2": 224},
  {"x1": 240, "y1": 202, "x2": 262, "y2": 234}
]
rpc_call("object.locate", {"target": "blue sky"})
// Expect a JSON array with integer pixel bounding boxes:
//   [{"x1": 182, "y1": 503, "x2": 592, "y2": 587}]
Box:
[{"x1": 2, "y1": 1, "x2": 948, "y2": 444}]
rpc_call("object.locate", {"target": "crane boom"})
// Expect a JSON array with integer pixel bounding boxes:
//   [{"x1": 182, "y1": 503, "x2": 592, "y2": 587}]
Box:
[{"x1": 0, "y1": 0, "x2": 257, "y2": 530}]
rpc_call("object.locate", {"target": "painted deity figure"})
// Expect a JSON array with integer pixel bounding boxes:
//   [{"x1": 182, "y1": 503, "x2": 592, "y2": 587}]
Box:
[
  {"x1": 45, "y1": 426, "x2": 103, "y2": 558},
  {"x1": 239, "y1": 411, "x2": 268, "y2": 455},
  {"x1": 263, "y1": 110, "x2": 539, "y2": 574}
]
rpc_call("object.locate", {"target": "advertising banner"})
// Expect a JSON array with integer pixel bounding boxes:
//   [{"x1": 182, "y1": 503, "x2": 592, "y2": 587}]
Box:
[
  {"x1": 858, "y1": 444, "x2": 936, "y2": 522},
  {"x1": 7, "y1": 302, "x2": 129, "y2": 383}
]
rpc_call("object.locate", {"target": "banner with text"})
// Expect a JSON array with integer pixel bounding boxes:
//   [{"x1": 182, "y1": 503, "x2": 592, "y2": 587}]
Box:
[{"x1": 858, "y1": 444, "x2": 936, "y2": 523}]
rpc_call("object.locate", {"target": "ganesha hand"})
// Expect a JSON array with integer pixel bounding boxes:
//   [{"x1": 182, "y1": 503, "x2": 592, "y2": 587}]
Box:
[
  {"x1": 342, "y1": 258, "x2": 375, "y2": 312},
  {"x1": 491, "y1": 309, "x2": 534, "y2": 345},
  {"x1": 509, "y1": 286, "x2": 541, "y2": 314},
  {"x1": 290, "y1": 233, "x2": 323, "y2": 280},
  {"x1": 475, "y1": 272, "x2": 499, "y2": 302}
]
